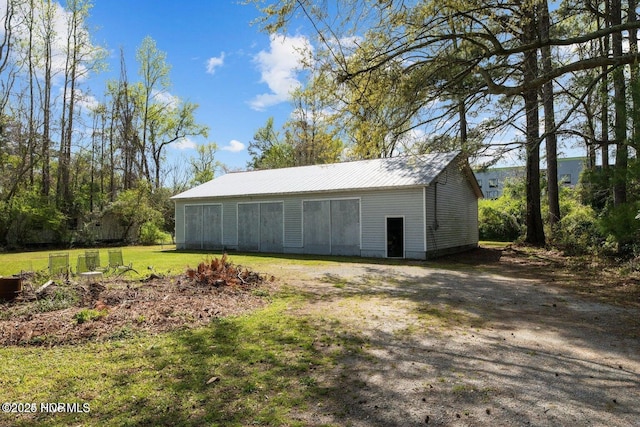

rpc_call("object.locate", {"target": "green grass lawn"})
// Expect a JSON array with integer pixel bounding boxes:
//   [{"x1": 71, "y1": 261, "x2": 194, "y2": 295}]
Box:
[
  {"x1": 0, "y1": 245, "x2": 367, "y2": 279},
  {"x1": 0, "y1": 244, "x2": 431, "y2": 280},
  {"x1": 0, "y1": 246, "x2": 372, "y2": 426},
  {"x1": 0, "y1": 244, "x2": 505, "y2": 426},
  {"x1": 0, "y1": 295, "x2": 360, "y2": 426}
]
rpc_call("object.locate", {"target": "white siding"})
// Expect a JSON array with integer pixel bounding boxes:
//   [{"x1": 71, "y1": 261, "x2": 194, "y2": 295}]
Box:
[
  {"x1": 284, "y1": 199, "x2": 302, "y2": 248},
  {"x1": 360, "y1": 188, "x2": 426, "y2": 259},
  {"x1": 222, "y1": 201, "x2": 238, "y2": 246},
  {"x1": 174, "y1": 201, "x2": 186, "y2": 247},
  {"x1": 425, "y1": 162, "x2": 479, "y2": 256}
]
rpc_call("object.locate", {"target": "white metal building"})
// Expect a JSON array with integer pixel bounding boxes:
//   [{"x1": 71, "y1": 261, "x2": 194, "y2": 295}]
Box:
[{"x1": 171, "y1": 151, "x2": 482, "y2": 259}]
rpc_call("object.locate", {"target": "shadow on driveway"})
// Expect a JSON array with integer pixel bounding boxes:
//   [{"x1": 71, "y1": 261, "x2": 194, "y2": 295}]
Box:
[{"x1": 283, "y1": 262, "x2": 640, "y2": 426}]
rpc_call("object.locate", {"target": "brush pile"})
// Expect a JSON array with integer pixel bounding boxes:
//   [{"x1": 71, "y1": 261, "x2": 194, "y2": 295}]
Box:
[{"x1": 185, "y1": 253, "x2": 265, "y2": 287}]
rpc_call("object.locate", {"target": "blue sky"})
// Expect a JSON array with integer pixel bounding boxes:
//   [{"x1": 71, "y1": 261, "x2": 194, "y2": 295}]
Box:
[{"x1": 87, "y1": 0, "x2": 308, "y2": 171}]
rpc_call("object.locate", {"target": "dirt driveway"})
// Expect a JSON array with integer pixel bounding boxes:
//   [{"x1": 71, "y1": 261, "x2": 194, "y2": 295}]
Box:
[{"x1": 273, "y1": 251, "x2": 640, "y2": 426}]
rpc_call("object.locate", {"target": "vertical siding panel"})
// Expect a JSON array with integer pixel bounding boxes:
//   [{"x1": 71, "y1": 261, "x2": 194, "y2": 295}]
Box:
[
  {"x1": 223, "y1": 201, "x2": 237, "y2": 247},
  {"x1": 174, "y1": 201, "x2": 185, "y2": 249},
  {"x1": 425, "y1": 187, "x2": 435, "y2": 252},
  {"x1": 284, "y1": 198, "x2": 302, "y2": 248},
  {"x1": 361, "y1": 188, "x2": 425, "y2": 258},
  {"x1": 426, "y1": 163, "x2": 479, "y2": 256}
]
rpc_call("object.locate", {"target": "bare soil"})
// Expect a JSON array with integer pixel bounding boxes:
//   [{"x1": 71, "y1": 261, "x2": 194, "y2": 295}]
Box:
[{"x1": 0, "y1": 274, "x2": 271, "y2": 346}]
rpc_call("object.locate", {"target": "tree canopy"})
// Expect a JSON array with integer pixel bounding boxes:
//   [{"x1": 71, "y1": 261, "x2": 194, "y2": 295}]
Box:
[
  {"x1": 252, "y1": 0, "x2": 640, "y2": 247},
  {"x1": 0, "y1": 0, "x2": 209, "y2": 247}
]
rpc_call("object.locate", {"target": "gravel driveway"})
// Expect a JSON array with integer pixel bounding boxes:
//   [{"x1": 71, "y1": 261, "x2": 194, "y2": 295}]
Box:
[{"x1": 272, "y1": 259, "x2": 640, "y2": 426}]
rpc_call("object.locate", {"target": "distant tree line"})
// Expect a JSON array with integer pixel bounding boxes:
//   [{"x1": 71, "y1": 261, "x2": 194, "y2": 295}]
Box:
[{"x1": 0, "y1": 0, "x2": 209, "y2": 248}]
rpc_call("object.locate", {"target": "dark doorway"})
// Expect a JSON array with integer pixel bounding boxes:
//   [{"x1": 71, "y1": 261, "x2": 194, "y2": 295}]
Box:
[{"x1": 386, "y1": 217, "x2": 404, "y2": 258}]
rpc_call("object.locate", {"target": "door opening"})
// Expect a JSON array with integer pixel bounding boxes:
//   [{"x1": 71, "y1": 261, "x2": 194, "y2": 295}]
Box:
[{"x1": 386, "y1": 217, "x2": 404, "y2": 258}]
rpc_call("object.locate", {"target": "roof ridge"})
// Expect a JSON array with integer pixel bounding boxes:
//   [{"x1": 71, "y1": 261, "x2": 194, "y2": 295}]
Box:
[{"x1": 171, "y1": 151, "x2": 461, "y2": 200}]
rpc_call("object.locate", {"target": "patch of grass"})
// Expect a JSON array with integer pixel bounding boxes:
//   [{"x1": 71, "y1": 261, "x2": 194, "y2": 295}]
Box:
[
  {"x1": 35, "y1": 286, "x2": 80, "y2": 313},
  {"x1": 0, "y1": 245, "x2": 407, "y2": 281},
  {"x1": 452, "y1": 383, "x2": 478, "y2": 395},
  {"x1": 480, "y1": 241, "x2": 512, "y2": 248},
  {"x1": 0, "y1": 295, "x2": 351, "y2": 427},
  {"x1": 74, "y1": 308, "x2": 108, "y2": 324},
  {"x1": 108, "y1": 326, "x2": 137, "y2": 340},
  {"x1": 414, "y1": 302, "x2": 486, "y2": 329},
  {"x1": 251, "y1": 288, "x2": 271, "y2": 297}
]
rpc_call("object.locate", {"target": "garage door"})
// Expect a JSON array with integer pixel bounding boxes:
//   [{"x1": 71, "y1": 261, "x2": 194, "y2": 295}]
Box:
[
  {"x1": 260, "y1": 202, "x2": 283, "y2": 252},
  {"x1": 303, "y1": 199, "x2": 360, "y2": 255},
  {"x1": 184, "y1": 205, "x2": 202, "y2": 249},
  {"x1": 184, "y1": 204, "x2": 222, "y2": 249},
  {"x1": 238, "y1": 203, "x2": 260, "y2": 251},
  {"x1": 202, "y1": 205, "x2": 222, "y2": 249},
  {"x1": 331, "y1": 199, "x2": 360, "y2": 255},
  {"x1": 303, "y1": 200, "x2": 331, "y2": 254},
  {"x1": 237, "y1": 202, "x2": 283, "y2": 252}
]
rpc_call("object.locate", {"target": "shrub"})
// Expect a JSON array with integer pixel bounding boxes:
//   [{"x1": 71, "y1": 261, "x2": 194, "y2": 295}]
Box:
[
  {"x1": 139, "y1": 221, "x2": 172, "y2": 245},
  {"x1": 479, "y1": 201, "x2": 522, "y2": 241},
  {"x1": 597, "y1": 202, "x2": 640, "y2": 256},
  {"x1": 556, "y1": 203, "x2": 601, "y2": 255},
  {"x1": 478, "y1": 182, "x2": 525, "y2": 242},
  {"x1": 546, "y1": 186, "x2": 602, "y2": 254}
]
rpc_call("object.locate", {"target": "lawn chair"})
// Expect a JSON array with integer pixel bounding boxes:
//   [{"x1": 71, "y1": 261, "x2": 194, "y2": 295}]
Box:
[
  {"x1": 76, "y1": 254, "x2": 89, "y2": 274},
  {"x1": 108, "y1": 249, "x2": 138, "y2": 275},
  {"x1": 84, "y1": 249, "x2": 106, "y2": 272},
  {"x1": 76, "y1": 254, "x2": 104, "y2": 282},
  {"x1": 48, "y1": 253, "x2": 70, "y2": 277}
]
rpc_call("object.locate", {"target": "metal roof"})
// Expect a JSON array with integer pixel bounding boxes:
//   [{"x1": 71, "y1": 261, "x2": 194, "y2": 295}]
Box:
[{"x1": 171, "y1": 151, "x2": 462, "y2": 200}]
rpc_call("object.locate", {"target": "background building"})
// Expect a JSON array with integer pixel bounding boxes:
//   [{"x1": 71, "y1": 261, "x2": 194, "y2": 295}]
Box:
[{"x1": 474, "y1": 157, "x2": 586, "y2": 199}]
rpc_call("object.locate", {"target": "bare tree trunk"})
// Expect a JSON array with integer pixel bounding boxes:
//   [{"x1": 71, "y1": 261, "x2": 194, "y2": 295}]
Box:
[
  {"x1": 57, "y1": 17, "x2": 72, "y2": 211},
  {"x1": 599, "y1": 0, "x2": 610, "y2": 174},
  {"x1": 611, "y1": 0, "x2": 628, "y2": 206},
  {"x1": 0, "y1": 0, "x2": 15, "y2": 153},
  {"x1": 108, "y1": 104, "x2": 116, "y2": 201},
  {"x1": 539, "y1": 0, "x2": 560, "y2": 232},
  {"x1": 41, "y1": 0, "x2": 54, "y2": 198},
  {"x1": 522, "y1": 2, "x2": 545, "y2": 246},
  {"x1": 27, "y1": 0, "x2": 35, "y2": 186},
  {"x1": 628, "y1": 0, "x2": 640, "y2": 151}
]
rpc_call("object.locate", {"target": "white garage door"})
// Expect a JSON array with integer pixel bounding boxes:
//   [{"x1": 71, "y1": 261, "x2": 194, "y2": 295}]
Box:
[
  {"x1": 303, "y1": 199, "x2": 360, "y2": 255},
  {"x1": 238, "y1": 202, "x2": 283, "y2": 252},
  {"x1": 184, "y1": 204, "x2": 222, "y2": 249}
]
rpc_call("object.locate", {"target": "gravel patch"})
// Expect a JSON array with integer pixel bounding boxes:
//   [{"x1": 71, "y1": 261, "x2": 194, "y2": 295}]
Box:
[{"x1": 283, "y1": 261, "x2": 640, "y2": 427}]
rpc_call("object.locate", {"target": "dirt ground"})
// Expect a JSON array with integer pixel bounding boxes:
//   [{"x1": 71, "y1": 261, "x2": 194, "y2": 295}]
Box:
[
  {"x1": 0, "y1": 270, "x2": 271, "y2": 346},
  {"x1": 1, "y1": 246, "x2": 639, "y2": 426},
  {"x1": 275, "y1": 247, "x2": 640, "y2": 426}
]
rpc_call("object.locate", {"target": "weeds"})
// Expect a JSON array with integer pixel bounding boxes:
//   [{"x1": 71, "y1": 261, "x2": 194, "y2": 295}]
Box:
[
  {"x1": 74, "y1": 308, "x2": 108, "y2": 324},
  {"x1": 35, "y1": 286, "x2": 79, "y2": 313}
]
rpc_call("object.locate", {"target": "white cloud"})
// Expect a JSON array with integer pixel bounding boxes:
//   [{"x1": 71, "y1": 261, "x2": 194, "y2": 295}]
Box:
[
  {"x1": 152, "y1": 90, "x2": 180, "y2": 109},
  {"x1": 221, "y1": 139, "x2": 245, "y2": 152},
  {"x1": 249, "y1": 34, "x2": 312, "y2": 111},
  {"x1": 327, "y1": 35, "x2": 362, "y2": 56},
  {"x1": 171, "y1": 137, "x2": 197, "y2": 150},
  {"x1": 76, "y1": 90, "x2": 100, "y2": 112},
  {"x1": 206, "y1": 52, "x2": 225, "y2": 74}
]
